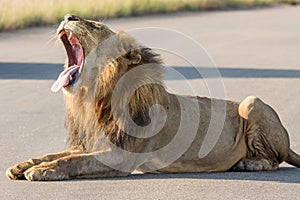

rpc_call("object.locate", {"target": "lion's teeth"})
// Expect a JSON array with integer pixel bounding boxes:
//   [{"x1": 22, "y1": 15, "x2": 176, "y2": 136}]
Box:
[{"x1": 68, "y1": 32, "x2": 73, "y2": 40}]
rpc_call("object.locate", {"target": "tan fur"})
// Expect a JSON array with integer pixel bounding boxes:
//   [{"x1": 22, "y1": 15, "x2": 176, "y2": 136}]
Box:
[{"x1": 6, "y1": 15, "x2": 300, "y2": 181}]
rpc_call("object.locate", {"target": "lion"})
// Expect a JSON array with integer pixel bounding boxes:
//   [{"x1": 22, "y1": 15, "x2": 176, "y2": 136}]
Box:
[{"x1": 6, "y1": 14, "x2": 300, "y2": 181}]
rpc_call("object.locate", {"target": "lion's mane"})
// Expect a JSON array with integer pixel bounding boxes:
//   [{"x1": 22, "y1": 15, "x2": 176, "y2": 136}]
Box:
[{"x1": 64, "y1": 33, "x2": 169, "y2": 150}]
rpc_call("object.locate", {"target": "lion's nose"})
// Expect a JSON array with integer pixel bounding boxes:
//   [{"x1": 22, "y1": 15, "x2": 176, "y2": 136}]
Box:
[{"x1": 64, "y1": 14, "x2": 79, "y2": 22}]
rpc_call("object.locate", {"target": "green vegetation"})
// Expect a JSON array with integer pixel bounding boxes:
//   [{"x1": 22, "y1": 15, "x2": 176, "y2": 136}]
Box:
[{"x1": 0, "y1": 0, "x2": 299, "y2": 31}]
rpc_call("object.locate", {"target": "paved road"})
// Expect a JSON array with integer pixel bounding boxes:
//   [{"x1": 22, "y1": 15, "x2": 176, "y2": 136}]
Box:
[{"x1": 1, "y1": 5, "x2": 300, "y2": 200}]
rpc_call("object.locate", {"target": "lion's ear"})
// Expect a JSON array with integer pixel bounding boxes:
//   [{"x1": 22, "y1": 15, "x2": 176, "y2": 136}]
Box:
[
  {"x1": 126, "y1": 50, "x2": 142, "y2": 65},
  {"x1": 117, "y1": 32, "x2": 142, "y2": 65}
]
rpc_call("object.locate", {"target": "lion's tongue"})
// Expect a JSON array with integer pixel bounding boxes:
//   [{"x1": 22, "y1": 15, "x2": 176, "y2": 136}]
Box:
[{"x1": 51, "y1": 65, "x2": 80, "y2": 92}]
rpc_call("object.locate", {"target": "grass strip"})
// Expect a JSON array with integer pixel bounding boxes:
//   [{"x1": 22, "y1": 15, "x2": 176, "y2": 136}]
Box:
[{"x1": 0, "y1": 0, "x2": 299, "y2": 31}]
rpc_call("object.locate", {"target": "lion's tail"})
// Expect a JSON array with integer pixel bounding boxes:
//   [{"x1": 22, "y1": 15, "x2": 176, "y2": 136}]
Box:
[{"x1": 285, "y1": 149, "x2": 300, "y2": 167}]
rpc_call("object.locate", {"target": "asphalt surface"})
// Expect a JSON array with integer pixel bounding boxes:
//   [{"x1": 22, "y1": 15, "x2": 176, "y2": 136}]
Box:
[{"x1": 1, "y1": 5, "x2": 300, "y2": 200}]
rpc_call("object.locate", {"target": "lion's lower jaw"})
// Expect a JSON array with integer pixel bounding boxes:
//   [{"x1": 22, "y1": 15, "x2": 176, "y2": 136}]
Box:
[{"x1": 62, "y1": 87, "x2": 73, "y2": 95}]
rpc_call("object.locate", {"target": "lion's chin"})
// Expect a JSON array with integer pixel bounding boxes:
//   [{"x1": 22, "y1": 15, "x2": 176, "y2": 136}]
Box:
[{"x1": 51, "y1": 30, "x2": 84, "y2": 93}]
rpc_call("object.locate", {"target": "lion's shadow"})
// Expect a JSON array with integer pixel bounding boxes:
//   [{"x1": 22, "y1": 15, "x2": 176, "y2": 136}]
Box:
[
  {"x1": 71, "y1": 167, "x2": 300, "y2": 184},
  {"x1": 0, "y1": 62, "x2": 61, "y2": 80},
  {"x1": 165, "y1": 66, "x2": 300, "y2": 80},
  {"x1": 1, "y1": 62, "x2": 300, "y2": 80}
]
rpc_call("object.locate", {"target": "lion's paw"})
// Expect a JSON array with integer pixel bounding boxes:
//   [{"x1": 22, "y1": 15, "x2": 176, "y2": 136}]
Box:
[
  {"x1": 231, "y1": 159, "x2": 261, "y2": 171},
  {"x1": 6, "y1": 160, "x2": 37, "y2": 180},
  {"x1": 24, "y1": 165, "x2": 67, "y2": 181},
  {"x1": 231, "y1": 158, "x2": 278, "y2": 171},
  {"x1": 6, "y1": 166, "x2": 26, "y2": 180}
]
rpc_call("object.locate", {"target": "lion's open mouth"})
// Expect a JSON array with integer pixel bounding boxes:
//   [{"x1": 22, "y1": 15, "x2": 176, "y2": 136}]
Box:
[{"x1": 51, "y1": 30, "x2": 84, "y2": 92}]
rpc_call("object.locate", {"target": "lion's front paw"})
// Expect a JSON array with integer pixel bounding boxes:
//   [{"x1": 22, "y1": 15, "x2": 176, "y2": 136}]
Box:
[
  {"x1": 6, "y1": 166, "x2": 26, "y2": 180},
  {"x1": 6, "y1": 158, "x2": 43, "y2": 180},
  {"x1": 24, "y1": 165, "x2": 68, "y2": 181},
  {"x1": 6, "y1": 160, "x2": 38, "y2": 180}
]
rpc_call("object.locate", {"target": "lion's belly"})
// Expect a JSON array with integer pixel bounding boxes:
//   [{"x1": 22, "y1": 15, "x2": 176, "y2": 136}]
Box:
[
  {"x1": 137, "y1": 95, "x2": 247, "y2": 173},
  {"x1": 157, "y1": 128, "x2": 247, "y2": 173}
]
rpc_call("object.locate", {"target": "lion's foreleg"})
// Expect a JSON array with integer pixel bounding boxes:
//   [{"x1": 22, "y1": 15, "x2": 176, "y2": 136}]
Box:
[
  {"x1": 23, "y1": 151, "x2": 132, "y2": 181},
  {"x1": 6, "y1": 147, "x2": 82, "y2": 180}
]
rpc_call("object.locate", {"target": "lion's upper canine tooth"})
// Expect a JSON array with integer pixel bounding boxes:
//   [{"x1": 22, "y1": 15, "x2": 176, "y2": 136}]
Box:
[
  {"x1": 58, "y1": 30, "x2": 65, "y2": 38},
  {"x1": 68, "y1": 32, "x2": 73, "y2": 41}
]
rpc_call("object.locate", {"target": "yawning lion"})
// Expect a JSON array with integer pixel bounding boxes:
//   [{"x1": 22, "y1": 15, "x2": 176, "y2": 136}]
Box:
[{"x1": 6, "y1": 14, "x2": 300, "y2": 181}]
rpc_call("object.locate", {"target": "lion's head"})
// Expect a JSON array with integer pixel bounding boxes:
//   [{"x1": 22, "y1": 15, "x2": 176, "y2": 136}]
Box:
[
  {"x1": 51, "y1": 14, "x2": 114, "y2": 93},
  {"x1": 52, "y1": 14, "x2": 169, "y2": 149}
]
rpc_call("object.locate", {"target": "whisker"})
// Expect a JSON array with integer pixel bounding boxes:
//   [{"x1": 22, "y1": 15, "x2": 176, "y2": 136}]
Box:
[
  {"x1": 47, "y1": 33, "x2": 59, "y2": 46},
  {"x1": 99, "y1": 18, "x2": 105, "y2": 23},
  {"x1": 45, "y1": 29, "x2": 58, "y2": 46},
  {"x1": 86, "y1": 30, "x2": 97, "y2": 45},
  {"x1": 82, "y1": 36, "x2": 89, "y2": 49},
  {"x1": 75, "y1": 24, "x2": 97, "y2": 45}
]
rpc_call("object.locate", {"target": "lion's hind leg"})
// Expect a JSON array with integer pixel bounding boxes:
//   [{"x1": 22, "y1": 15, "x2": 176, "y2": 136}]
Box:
[
  {"x1": 232, "y1": 96, "x2": 290, "y2": 172},
  {"x1": 6, "y1": 147, "x2": 82, "y2": 180}
]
